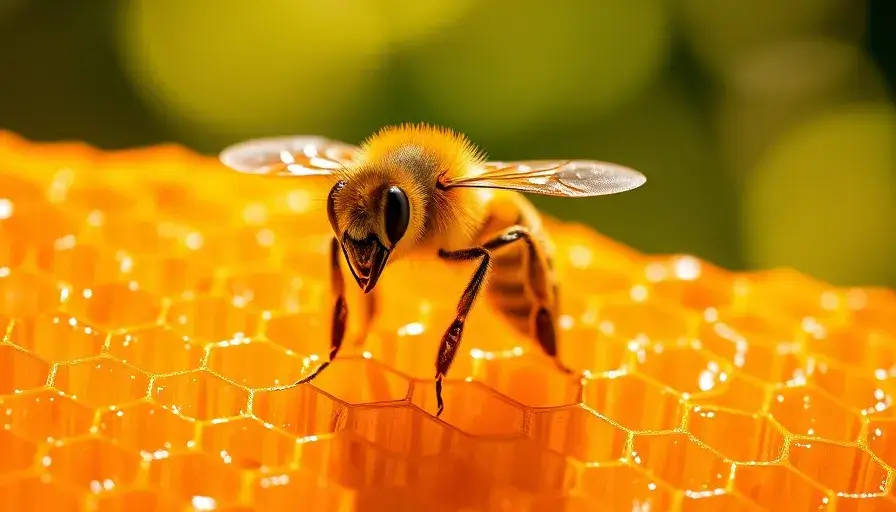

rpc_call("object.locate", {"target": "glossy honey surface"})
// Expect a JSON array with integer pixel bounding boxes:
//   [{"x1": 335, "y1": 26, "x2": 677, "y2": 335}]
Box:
[{"x1": 1, "y1": 131, "x2": 895, "y2": 511}]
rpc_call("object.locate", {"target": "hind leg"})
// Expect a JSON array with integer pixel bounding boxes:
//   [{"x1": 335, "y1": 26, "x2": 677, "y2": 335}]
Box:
[{"x1": 482, "y1": 228, "x2": 571, "y2": 375}]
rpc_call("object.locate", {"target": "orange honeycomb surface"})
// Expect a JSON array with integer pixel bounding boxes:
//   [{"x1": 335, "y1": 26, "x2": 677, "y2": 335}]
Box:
[{"x1": 1, "y1": 130, "x2": 896, "y2": 512}]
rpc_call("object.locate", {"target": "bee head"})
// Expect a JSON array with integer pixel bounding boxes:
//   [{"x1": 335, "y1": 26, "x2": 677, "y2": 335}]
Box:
[{"x1": 326, "y1": 179, "x2": 411, "y2": 293}]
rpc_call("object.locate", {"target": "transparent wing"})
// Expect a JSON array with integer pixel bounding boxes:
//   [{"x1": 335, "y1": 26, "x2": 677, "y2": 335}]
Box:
[
  {"x1": 442, "y1": 160, "x2": 646, "y2": 197},
  {"x1": 219, "y1": 136, "x2": 361, "y2": 176}
]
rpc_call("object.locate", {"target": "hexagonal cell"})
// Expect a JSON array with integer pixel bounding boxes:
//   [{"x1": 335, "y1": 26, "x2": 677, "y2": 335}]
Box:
[
  {"x1": 252, "y1": 384, "x2": 348, "y2": 438},
  {"x1": 696, "y1": 318, "x2": 806, "y2": 384},
  {"x1": 0, "y1": 429, "x2": 37, "y2": 474},
  {"x1": 476, "y1": 438, "x2": 578, "y2": 495},
  {"x1": 680, "y1": 493, "x2": 764, "y2": 512},
  {"x1": 299, "y1": 432, "x2": 407, "y2": 489},
  {"x1": 222, "y1": 271, "x2": 321, "y2": 314},
  {"x1": 94, "y1": 217, "x2": 176, "y2": 255},
  {"x1": 45, "y1": 437, "x2": 142, "y2": 490},
  {"x1": 400, "y1": 453, "x2": 493, "y2": 510},
  {"x1": 148, "y1": 451, "x2": 243, "y2": 506},
  {"x1": 789, "y1": 440, "x2": 888, "y2": 494},
  {"x1": 689, "y1": 374, "x2": 770, "y2": 414},
  {"x1": 460, "y1": 437, "x2": 579, "y2": 496},
  {"x1": 514, "y1": 493, "x2": 600, "y2": 512},
  {"x1": 94, "y1": 489, "x2": 181, "y2": 512},
  {"x1": 201, "y1": 226, "x2": 279, "y2": 268},
  {"x1": 0, "y1": 389, "x2": 94, "y2": 442},
  {"x1": 411, "y1": 380, "x2": 524, "y2": 436},
  {"x1": 528, "y1": 404, "x2": 628, "y2": 464},
  {"x1": 740, "y1": 268, "x2": 835, "y2": 321},
  {"x1": 152, "y1": 370, "x2": 250, "y2": 420},
  {"x1": 473, "y1": 352, "x2": 580, "y2": 408},
  {"x1": 0, "y1": 271, "x2": 67, "y2": 317},
  {"x1": 107, "y1": 326, "x2": 203, "y2": 375},
  {"x1": 252, "y1": 470, "x2": 354, "y2": 512},
  {"x1": 363, "y1": 307, "x2": 479, "y2": 381},
  {"x1": 166, "y1": 295, "x2": 261, "y2": 343},
  {"x1": 733, "y1": 463, "x2": 830, "y2": 510},
  {"x1": 581, "y1": 373, "x2": 684, "y2": 432},
  {"x1": 352, "y1": 488, "x2": 434, "y2": 512},
  {"x1": 312, "y1": 358, "x2": 410, "y2": 405},
  {"x1": 641, "y1": 254, "x2": 736, "y2": 311},
  {"x1": 806, "y1": 325, "x2": 896, "y2": 373},
  {"x1": 635, "y1": 344, "x2": 731, "y2": 396},
  {"x1": 200, "y1": 416, "x2": 297, "y2": 470},
  {"x1": 65, "y1": 282, "x2": 163, "y2": 330},
  {"x1": 768, "y1": 385, "x2": 863, "y2": 442},
  {"x1": 97, "y1": 401, "x2": 197, "y2": 455},
  {"x1": 124, "y1": 252, "x2": 217, "y2": 299},
  {"x1": 808, "y1": 359, "x2": 896, "y2": 416},
  {"x1": 207, "y1": 339, "x2": 306, "y2": 389},
  {"x1": 631, "y1": 432, "x2": 732, "y2": 491},
  {"x1": 0, "y1": 225, "x2": 27, "y2": 270},
  {"x1": 34, "y1": 239, "x2": 128, "y2": 289},
  {"x1": 688, "y1": 406, "x2": 787, "y2": 463},
  {"x1": 262, "y1": 311, "x2": 328, "y2": 356},
  {"x1": 596, "y1": 296, "x2": 694, "y2": 345},
  {"x1": 848, "y1": 288, "x2": 896, "y2": 335},
  {"x1": 868, "y1": 418, "x2": 896, "y2": 468},
  {"x1": 57, "y1": 181, "x2": 137, "y2": 215},
  {"x1": 350, "y1": 404, "x2": 455, "y2": 457},
  {"x1": 555, "y1": 326, "x2": 632, "y2": 376},
  {"x1": 0, "y1": 344, "x2": 49, "y2": 394},
  {"x1": 54, "y1": 357, "x2": 150, "y2": 408},
  {"x1": 836, "y1": 496, "x2": 896, "y2": 512},
  {"x1": 1, "y1": 201, "x2": 75, "y2": 253},
  {"x1": 579, "y1": 463, "x2": 676, "y2": 511},
  {"x1": 7, "y1": 314, "x2": 106, "y2": 363},
  {"x1": 0, "y1": 474, "x2": 83, "y2": 511},
  {"x1": 554, "y1": 277, "x2": 630, "y2": 328},
  {"x1": 710, "y1": 308, "x2": 797, "y2": 345}
]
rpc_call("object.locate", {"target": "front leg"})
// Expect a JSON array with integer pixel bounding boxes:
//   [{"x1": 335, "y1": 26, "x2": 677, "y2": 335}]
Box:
[
  {"x1": 434, "y1": 246, "x2": 492, "y2": 417},
  {"x1": 297, "y1": 237, "x2": 347, "y2": 383}
]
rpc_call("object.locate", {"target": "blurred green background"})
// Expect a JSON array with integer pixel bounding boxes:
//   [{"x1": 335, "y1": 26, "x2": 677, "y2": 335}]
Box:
[{"x1": 1, "y1": 0, "x2": 894, "y2": 287}]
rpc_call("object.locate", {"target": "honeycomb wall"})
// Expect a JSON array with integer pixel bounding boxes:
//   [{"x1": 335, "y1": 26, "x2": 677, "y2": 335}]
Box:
[{"x1": 1, "y1": 130, "x2": 895, "y2": 511}]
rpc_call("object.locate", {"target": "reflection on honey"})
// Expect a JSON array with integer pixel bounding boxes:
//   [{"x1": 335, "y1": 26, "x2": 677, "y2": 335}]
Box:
[{"x1": 1, "y1": 131, "x2": 896, "y2": 511}]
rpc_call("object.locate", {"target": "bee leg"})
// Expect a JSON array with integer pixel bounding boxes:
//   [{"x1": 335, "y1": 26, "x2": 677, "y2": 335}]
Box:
[
  {"x1": 482, "y1": 228, "x2": 573, "y2": 376},
  {"x1": 297, "y1": 237, "x2": 347, "y2": 384},
  {"x1": 435, "y1": 247, "x2": 492, "y2": 417}
]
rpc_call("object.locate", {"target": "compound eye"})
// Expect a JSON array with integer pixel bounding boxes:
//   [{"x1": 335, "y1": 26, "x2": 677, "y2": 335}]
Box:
[
  {"x1": 384, "y1": 186, "x2": 410, "y2": 246},
  {"x1": 327, "y1": 180, "x2": 346, "y2": 233}
]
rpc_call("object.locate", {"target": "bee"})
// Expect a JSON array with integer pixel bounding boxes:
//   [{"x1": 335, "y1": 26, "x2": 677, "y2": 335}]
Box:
[{"x1": 219, "y1": 123, "x2": 646, "y2": 416}]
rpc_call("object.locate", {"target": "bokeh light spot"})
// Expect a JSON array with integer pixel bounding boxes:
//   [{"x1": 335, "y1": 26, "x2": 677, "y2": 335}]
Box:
[{"x1": 742, "y1": 103, "x2": 896, "y2": 286}]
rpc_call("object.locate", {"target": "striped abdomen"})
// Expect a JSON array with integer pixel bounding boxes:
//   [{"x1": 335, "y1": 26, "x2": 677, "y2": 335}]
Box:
[{"x1": 476, "y1": 192, "x2": 558, "y2": 338}]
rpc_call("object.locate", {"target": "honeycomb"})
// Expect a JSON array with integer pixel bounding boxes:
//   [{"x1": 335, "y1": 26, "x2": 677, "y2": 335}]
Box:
[{"x1": 0, "y1": 130, "x2": 895, "y2": 512}]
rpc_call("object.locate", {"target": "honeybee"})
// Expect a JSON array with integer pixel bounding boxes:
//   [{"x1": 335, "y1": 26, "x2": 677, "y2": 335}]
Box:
[{"x1": 219, "y1": 123, "x2": 646, "y2": 416}]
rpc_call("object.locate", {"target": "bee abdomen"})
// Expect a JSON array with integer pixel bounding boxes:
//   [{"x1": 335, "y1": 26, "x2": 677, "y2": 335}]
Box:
[{"x1": 486, "y1": 256, "x2": 538, "y2": 336}]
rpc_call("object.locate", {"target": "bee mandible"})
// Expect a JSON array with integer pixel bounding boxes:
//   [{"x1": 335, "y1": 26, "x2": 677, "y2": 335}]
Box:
[{"x1": 219, "y1": 123, "x2": 646, "y2": 416}]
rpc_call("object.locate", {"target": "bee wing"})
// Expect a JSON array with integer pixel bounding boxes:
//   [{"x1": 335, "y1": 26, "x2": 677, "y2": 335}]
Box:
[
  {"x1": 442, "y1": 160, "x2": 646, "y2": 197},
  {"x1": 219, "y1": 136, "x2": 361, "y2": 176}
]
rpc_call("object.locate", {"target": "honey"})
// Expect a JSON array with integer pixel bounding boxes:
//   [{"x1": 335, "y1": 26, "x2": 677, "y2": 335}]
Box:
[{"x1": 0, "y1": 130, "x2": 895, "y2": 511}]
